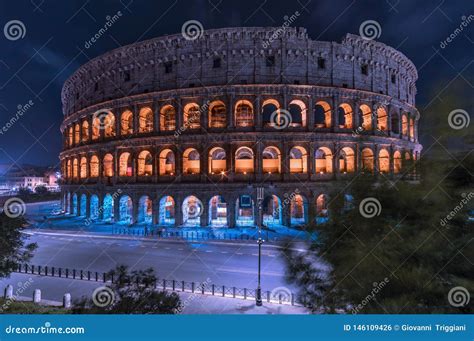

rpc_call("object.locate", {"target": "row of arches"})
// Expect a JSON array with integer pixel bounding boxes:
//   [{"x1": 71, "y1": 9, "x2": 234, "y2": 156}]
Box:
[
  {"x1": 63, "y1": 146, "x2": 412, "y2": 179},
  {"x1": 64, "y1": 100, "x2": 417, "y2": 147},
  {"x1": 65, "y1": 192, "x2": 331, "y2": 228}
]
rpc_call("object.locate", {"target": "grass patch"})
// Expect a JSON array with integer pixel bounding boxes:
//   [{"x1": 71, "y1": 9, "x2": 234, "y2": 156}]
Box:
[{"x1": 0, "y1": 298, "x2": 67, "y2": 314}]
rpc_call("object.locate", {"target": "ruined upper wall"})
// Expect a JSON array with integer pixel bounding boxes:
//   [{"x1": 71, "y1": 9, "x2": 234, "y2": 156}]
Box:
[{"x1": 61, "y1": 27, "x2": 418, "y2": 116}]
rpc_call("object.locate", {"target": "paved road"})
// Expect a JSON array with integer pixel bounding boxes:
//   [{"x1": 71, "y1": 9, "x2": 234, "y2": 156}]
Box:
[{"x1": 22, "y1": 231, "x2": 296, "y2": 292}]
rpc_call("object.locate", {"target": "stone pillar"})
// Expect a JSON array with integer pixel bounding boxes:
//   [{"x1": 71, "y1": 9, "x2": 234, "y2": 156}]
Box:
[
  {"x1": 308, "y1": 143, "x2": 315, "y2": 175},
  {"x1": 133, "y1": 103, "x2": 139, "y2": 133},
  {"x1": 227, "y1": 93, "x2": 235, "y2": 129},
  {"x1": 113, "y1": 196, "x2": 120, "y2": 223},
  {"x1": 227, "y1": 194, "x2": 236, "y2": 228},
  {"x1": 174, "y1": 195, "x2": 183, "y2": 227},
  {"x1": 200, "y1": 196, "x2": 209, "y2": 228},
  {"x1": 153, "y1": 101, "x2": 160, "y2": 134},
  {"x1": 4, "y1": 285, "x2": 13, "y2": 299},
  {"x1": 255, "y1": 141, "x2": 263, "y2": 181},
  {"x1": 255, "y1": 96, "x2": 262, "y2": 129},
  {"x1": 282, "y1": 201, "x2": 291, "y2": 228},
  {"x1": 63, "y1": 293, "x2": 71, "y2": 308},
  {"x1": 282, "y1": 142, "x2": 290, "y2": 180},
  {"x1": 33, "y1": 289, "x2": 41, "y2": 303},
  {"x1": 201, "y1": 99, "x2": 208, "y2": 130},
  {"x1": 200, "y1": 146, "x2": 209, "y2": 182},
  {"x1": 85, "y1": 194, "x2": 91, "y2": 218},
  {"x1": 152, "y1": 197, "x2": 159, "y2": 225},
  {"x1": 307, "y1": 97, "x2": 314, "y2": 130},
  {"x1": 98, "y1": 193, "x2": 104, "y2": 220},
  {"x1": 132, "y1": 196, "x2": 139, "y2": 225}
]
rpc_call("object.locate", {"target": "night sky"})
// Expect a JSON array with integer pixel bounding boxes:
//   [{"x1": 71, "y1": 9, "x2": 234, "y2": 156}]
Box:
[{"x1": 0, "y1": 0, "x2": 472, "y2": 167}]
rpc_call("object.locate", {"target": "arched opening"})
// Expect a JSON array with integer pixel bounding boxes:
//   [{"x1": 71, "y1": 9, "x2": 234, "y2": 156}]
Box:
[
  {"x1": 159, "y1": 149, "x2": 175, "y2": 176},
  {"x1": 79, "y1": 194, "x2": 87, "y2": 217},
  {"x1": 393, "y1": 151, "x2": 402, "y2": 174},
  {"x1": 139, "y1": 107, "x2": 153, "y2": 133},
  {"x1": 103, "y1": 154, "x2": 114, "y2": 177},
  {"x1": 137, "y1": 150, "x2": 153, "y2": 176},
  {"x1": 208, "y1": 101, "x2": 227, "y2": 128},
  {"x1": 121, "y1": 110, "x2": 133, "y2": 135},
  {"x1": 402, "y1": 114, "x2": 408, "y2": 136},
  {"x1": 182, "y1": 195, "x2": 202, "y2": 227},
  {"x1": 288, "y1": 99, "x2": 307, "y2": 127},
  {"x1": 379, "y1": 149, "x2": 390, "y2": 173},
  {"x1": 81, "y1": 121, "x2": 89, "y2": 142},
  {"x1": 72, "y1": 193, "x2": 78, "y2": 215},
  {"x1": 391, "y1": 112, "x2": 400, "y2": 134},
  {"x1": 159, "y1": 196, "x2": 175, "y2": 226},
  {"x1": 90, "y1": 195, "x2": 99, "y2": 220},
  {"x1": 66, "y1": 160, "x2": 71, "y2": 179},
  {"x1": 262, "y1": 146, "x2": 281, "y2": 174},
  {"x1": 92, "y1": 117, "x2": 100, "y2": 140},
  {"x1": 289, "y1": 146, "x2": 307, "y2": 173},
  {"x1": 362, "y1": 148, "x2": 374, "y2": 172},
  {"x1": 74, "y1": 124, "x2": 80, "y2": 144},
  {"x1": 119, "y1": 195, "x2": 133, "y2": 224},
  {"x1": 160, "y1": 105, "x2": 176, "y2": 131},
  {"x1": 235, "y1": 147, "x2": 254, "y2": 174},
  {"x1": 68, "y1": 127, "x2": 73, "y2": 146},
  {"x1": 263, "y1": 195, "x2": 282, "y2": 227},
  {"x1": 338, "y1": 103, "x2": 353, "y2": 129},
  {"x1": 80, "y1": 157, "x2": 87, "y2": 178},
  {"x1": 103, "y1": 194, "x2": 114, "y2": 221},
  {"x1": 209, "y1": 195, "x2": 227, "y2": 227},
  {"x1": 409, "y1": 118, "x2": 415, "y2": 139},
  {"x1": 236, "y1": 195, "x2": 254, "y2": 227},
  {"x1": 138, "y1": 195, "x2": 152, "y2": 224},
  {"x1": 73, "y1": 158, "x2": 78, "y2": 178},
  {"x1": 119, "y1": 152, "x2": 133, "y2": 177},
  {"x1": 338, "y1": 147, "x2": 355, "y2": 173},
  {"x1": 183, "y1": 148, "x2": 200, "y2": 175},
  {"x1": 360, "y1": 104, "x2": 372, "y2": 130},
  {"x1": 208, "y1": 147, "x2": 226, "y2": 174},
  {"x1": 377, "y1": 107, "x2": 388, "y2": 131},
  {"x1": 315, "y1": 147, "x2": 333, "y2": 174},
  {"x1": 314, "y1": 101, "x2": 331, "y2": 128},
  {"x1": 316, "y1": 194, "x2": 329, "y2": 224},
  {"x1": 90, "y1": 155, "x2": 99, "y2": 177},
  {"x1": 104, "y1": 112, "x2": 115, "y2": 137},
  {"x1": 235, "y1": 100, "x2": 254, "y2": 127},
  {"x1": 290, "y1": 194, "x2": 307, "y2": 226},
  {"x1": 262, "y1": 99, "x2": 280, "y2": 127},
  {"x1": 183, "y1": 103, "x2": 201, "y2": 130}
]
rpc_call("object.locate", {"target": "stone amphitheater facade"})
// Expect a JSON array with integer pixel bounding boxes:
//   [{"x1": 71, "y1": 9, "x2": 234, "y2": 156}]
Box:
[{"x1": 59, "y1": 27, "x2": 422, "y2": 228}]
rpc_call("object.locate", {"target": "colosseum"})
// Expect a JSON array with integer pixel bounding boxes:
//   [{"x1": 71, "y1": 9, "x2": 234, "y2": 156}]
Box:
[{"x1": 59, "y1": 27, "x2": 422, "y2": 229}]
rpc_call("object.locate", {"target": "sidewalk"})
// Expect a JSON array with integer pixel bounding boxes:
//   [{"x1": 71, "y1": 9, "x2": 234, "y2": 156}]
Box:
[{"x1": 0, "y1": 273, "x2": 309, "y2": 315}]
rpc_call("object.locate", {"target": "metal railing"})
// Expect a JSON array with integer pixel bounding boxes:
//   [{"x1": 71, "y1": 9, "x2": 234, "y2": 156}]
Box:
[{"x1": 12, "y1": 263, "x2": 303, "y2": 306}]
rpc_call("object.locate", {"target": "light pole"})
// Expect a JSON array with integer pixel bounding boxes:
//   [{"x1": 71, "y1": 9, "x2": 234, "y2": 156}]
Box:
[{"x1": 256, "y1": 186, "x2": 264, "y2": 306}]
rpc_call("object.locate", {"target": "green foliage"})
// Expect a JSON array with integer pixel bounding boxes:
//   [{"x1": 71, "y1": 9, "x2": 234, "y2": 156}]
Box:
[
  {"x1": 34, "y1": 185, "x2": 49, "y2": 195},
  {"x1": 72, "y1": 265, "x2": 182, "y2": 314},
  {"x1": 0, "y1": 298, "x2": 66, "y2": 314},
  {"x1": 284, "y1": 155, "x2": 473, "y2": 314},
  {"x1": 0, "y1": 213, "x2": 37, "y2": 279}
]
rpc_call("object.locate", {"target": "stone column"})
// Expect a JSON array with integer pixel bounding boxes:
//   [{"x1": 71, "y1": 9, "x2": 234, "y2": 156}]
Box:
[
  {"x1": 227, "y1": 93, "x2": 235, "y2": 129},
  {"x1": 132, "y1": 196, "x2": 138, "y2": 225},
  {"x1": 85, "y1": 194, "x2": 91, "y2": 218},
  {"x1": 200, "y1": 196, "x2": 209, "y2": 228},
  {"x1": 152, "y1": 196, "x2": 159, "y2": 225},
  {"x1": 227, "y1": 194, "x2": 236, "y2": 228},
  {"x1": 255, "y1": 96, "x2": 262, "y2": 130},
  {"x1": 113, "y1": 196, "x2": 120, "y2": 223},
  {"x1": 307, "y1": 97, "x2": 314, "y2": 130},
  {"x1": 174, "y1": 195, "x2": 183, "y2": 227}
]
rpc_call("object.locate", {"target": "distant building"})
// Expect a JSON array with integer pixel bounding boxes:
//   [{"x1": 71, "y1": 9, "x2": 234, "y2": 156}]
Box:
[{"x1": 0, "y1": 164, "x2": 59, "y2": 195}]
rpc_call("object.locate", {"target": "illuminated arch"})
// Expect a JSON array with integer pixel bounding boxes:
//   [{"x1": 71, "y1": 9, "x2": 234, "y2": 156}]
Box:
[
  {"x1": 74, "y1": 123, "x2": 80, "y2": 144},
  {"x1": 401, "y1": 114, "x2": 408, "y2": 136},
  {"x1": 290, "y1": 194, "x2": 308, "y2": 226},
  {"x1": 104, "y1": 112, "x2": 115, "y2": 137},
  {"x1": 160, "y1": 105, "x2": 176, "y2": 131},
  {"x1": 393, "y1": 151, "x2": 402, "y2": 174},
  {"x1": 289, "y1": 146, "x2": 308, "y2": 173},
  {"x1": 118, "y1": 195, "x2": 133, "y2": 223},
  {"x1": 288, "y1": 99, "x2": 307, "y2": 127},
  {"x1": 183, "y1": 148, "x2": 200, "y2": 175},
  {"x1": 315, "y1": 147, "x2": 333, "y2": 174},
  {"x1": 159, "y1": 196, "x2": 175, "y2": 225},
  {"x1": 209, "y1": 195, "x2": 227, "y2": 227},
  {"x1": 103, "y1": 154, "x2": 114, "y2": 177},
  {"x1": 235, "y1": 100, "x2": 254, "y2": 127},
  {"x1": 121, "y1": 110, "x2": 133, "y2": 135},
  {"x1": 235, "y1": 146, "x2": 254, "y2": 174},
  {"x1": 378, "y1": 149, "x2": 390, "y2": 173},
  {"x1": 138, "y1": 195, "x2": 152, "y2": 224},
  {"x1": 119, "y1": 152, "x2": 133, "y2": 177},
  {"x1": 139, "y1": 107, "x2": 153, "y2": 133},
  {"x1": 338, "y1": 147, "x2": 355, "y2": 173},
  {"x1": 137, "y1": 150, "x2": 153, "y2": 176},
  {"x1": 81, "y1": 121, "x2": 89, "y2": 142},
  {"x1": 314, "y1": 101, "x2": 332, "y2": 128},
  {"x1": 183, "y1": 103, "x2": 201, "y2": 129},
  {"x1": 208, "y1": 147, "x2": 226, "y2": 174},
  {"x1": 208, "y1": 101, "x2": 226, "y2": 128},
  {"x1": 360, "y1": 104, "x2": 372, "y2": 130},
  {"x1": 73, "y1": 158, "x2": 78, "y2": 178},
  {"x1": 262, "y1": 99, "x2": 280, "y2": 127},
  {"x1": 79, "y1": 157, "x2": 87, "y2": 178},
  {"x1": 182, "y1": 195, "x2": 203, "y2": 227},
  {"x1": 362, "y1": 148, "x2": 374, "y2": 172},
  {"x1": 262, "y1": 146, "x2": 281, "y2": 174},
  {"x1": 159, "y1": 149, "x2": 175, "y2": 176},
  {"x1": 263, "y1": 195, "x2": 282, "y2": 227},
  {"x1": 338, "y1": 103, "x2": 353, "y2": 129},
  {"x1": 377, "y1": 107, "x2": 388, "y2": 131},
  {"x1": 90, "y1": 155, "x2": 99, "y2": 177}
]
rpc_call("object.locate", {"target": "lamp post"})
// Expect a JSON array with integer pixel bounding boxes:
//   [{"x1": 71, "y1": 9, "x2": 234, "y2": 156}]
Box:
[{"x1": 256, "y1": 186, "x2": 264, "y2": 306}]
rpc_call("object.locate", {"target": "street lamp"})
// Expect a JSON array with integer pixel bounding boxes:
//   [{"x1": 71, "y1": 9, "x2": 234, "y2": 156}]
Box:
[{"x1": 256, "y1": 186, "x2": 264, "y2": 306}]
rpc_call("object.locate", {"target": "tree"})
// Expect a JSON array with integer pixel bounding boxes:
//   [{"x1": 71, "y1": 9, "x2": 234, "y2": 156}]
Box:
[
  {"x1": 72, "y1": 265, "x2": 182, "y2": 314},
  {"x1": 34, "y1": 185, "x2": 49, "y2": 195},
  {"x1": 283, "y1": 155, "x2": 473, "y2": 314},
  {"x1": 17, "y1": 187, "x2": 31, "y2": 197},
  {"x1": 0, "y1": 213, "x2": 37, "y2": 278}
]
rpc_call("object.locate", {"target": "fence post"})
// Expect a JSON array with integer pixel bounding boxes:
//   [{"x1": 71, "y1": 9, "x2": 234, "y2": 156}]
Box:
[
  {"x1": 45, "y1": 266, "x2": 48, "y2": 276},
  {"x1": 80, "y1": 270, "x2": 83, "y2": 280},
  {"x1": 30, "y1": 265, "x2": 34, "y2": 274},
  {"x1": 163, "y1": 279, "x2": 166, "y2": 291},
  {"x1": 233, "y1": 287, "x2": 236, "y2": 298},
  {"x1": 103, "y1": 273, "x2": 106, "y2": 282},
  {"x1": 291, "y1": 293, "x2": 295, "y2": 306},
  {"x1": 172, "y1": 280, "x2": 175, "y2": 291},
  {"x1": 266, "y1": 291, "x2": 270, "y2": 302},
  {"x1": 95, "y1": 272, "x2": 98, "y2": 281},
  {"x1": 73, "y1": 269, "x2": 76, "y2": 279},
  {"x1": 222, "y1": 285, "x2": 225, "y2": 297},
  {"x1": 52, "y1": 267, "x2": 55, "y2": 276},
  {"x1": 87, "y1": 271, "x2": 90, "y2": 280},
  {"x1": 65, "y1": 268, "x2": 69, "y2": 278},
  {"x1": 58, "y1": 268, "x2": 62, "y2": 277},
  {"x1": 38, "y1": 266, "x2": 41, "y2": 275},
  {"x1": 181, "y1": 280, "x2": 185, "y2": 292},
  {"x1": 244, "y1": 288, "x2": 247, "y2": 300},
  {"x1": 17, "y1": 264, "x2": 21, "y2": 272},
  {"x1": 201, "y1": 283, "x2": 204, "y2": 294},
  {"x1": 212, "y1": 284, "x2": 215, "y2": 296},
  {"x1": 191, "y1": 282, "x2": 195, "y2": 293}
]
